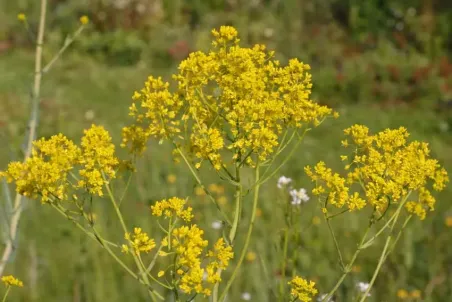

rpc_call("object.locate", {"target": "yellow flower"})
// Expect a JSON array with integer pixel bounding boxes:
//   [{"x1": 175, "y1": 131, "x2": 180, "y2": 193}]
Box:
[
  {"x1": 1, "y1": 275, "x2": 23, "y2": 287},
  {"x1": 312, "y1": 216, "x2": 321, "y2": 225},
  {"x1": 121, "y1": 26, "x2": 335, "y2": 169},
  {"x1": 167, "y1": 174, "x2": 177, "y2": 184},
  {"x1": 17, "y1": 13, "x2": 26, "y2": 21},
  {"x1": 80, "y1": 15, "x2": 89, "y2": 25},
  {"x1": 305, "y1": 125, "x2": 448, "y2": 218},
  {"x1": 194, "y1": 186, "x2": 206, "y2": 196},
  {"x1": 77, "y1": 125, "x2": 119, "y2": 196},
  {"x1": 397, "y1": 289, "x2": 408, "y2": 299},
  {"x1": 246, "y1": 251, "x2": 257, "y2": 262},
  {"x1": 0, "y1": 134, "x2": 81, "y2": 203},
  {"x1": 410, "y1": 289, "x2": 421, "y2": 298},
  {"x1": 217, "y1": 196, "x2": 228, "y2": 205},
  {"x1": 151, "y1": 197, "x2": 193, "y2": 222},
  {"x1": 288, "y1": 276, "x2": 318, "y2": 302},
  {"x1": 158, "y1": 271, "x2": 165, "y2": 277},
  {"x1": 445, "y1": 216, "x2": 452, "y2": 227},
  {"x1": 123, "y1": 227, "x2": 156, "y2": 255}
]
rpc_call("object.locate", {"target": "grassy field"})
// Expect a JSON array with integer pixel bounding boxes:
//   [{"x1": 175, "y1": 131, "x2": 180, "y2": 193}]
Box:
[{"x1": 2, "y1": 21, "x2": 452, "y2": 302}]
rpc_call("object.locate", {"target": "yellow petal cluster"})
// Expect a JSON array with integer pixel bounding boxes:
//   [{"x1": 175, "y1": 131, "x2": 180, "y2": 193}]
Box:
[
  {"x1": 122, "y1": 227, "x2": 156, "y2": 255},
  {"x1": 0, "y1": 134, "x2": 80, "y2": 202},
  {"x1": 0, "y1": 125, "x2": 119, "y2": 202},
  {"x1": 305, "y1": 125, "x2": 448, "y2": 219},
  {"x1": 122, "y1": 26, "x2": 334, "y2": 168},
  {"x1": 151, "y1": 197, "x2": 194, "y2": 222},
  {"x1": 78, "y1": 125, "x2": 119, "y2": 196},
  {"x1": 161, "y1": 225, "x2": 233, "y2": 296},
  {"x1": 288, "y1": 276, "x2": 318, "y2": 302},
  {"x1": 1, "y1": 275, "x2": 23, "y2": 287}
]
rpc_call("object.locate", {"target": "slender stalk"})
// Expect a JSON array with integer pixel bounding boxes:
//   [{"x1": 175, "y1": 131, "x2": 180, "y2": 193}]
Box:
[
  {"x1": 279, "y1": 227, "x2": 290, "y2": 301},
  {"x1": 1, "y1": 286, "x2": 10, "y2": 302},
  {"x1": 104, "y1": 182, "x2": 160, "y2": 301},
  {"x1": 228, "y1": 162, "x2": 242, "y2": 244},
  {"x1": 0, "y1": 0, "x2": 47, "y2": 277},
  {"x1": 321, "y1": 226, "x2": 371, "y2": 302},
  {"x1": 325, "y1": 215, "x2": 345, "y2": 270},
  {"x1": 174, "y1": 145, "x2": 232, "y2": 225},
  {"x1": 218, "y1": 164, "x2": 261, "y2": 302}
]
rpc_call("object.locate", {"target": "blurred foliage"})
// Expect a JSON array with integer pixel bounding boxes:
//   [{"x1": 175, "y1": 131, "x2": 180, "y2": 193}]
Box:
[{"x1": 1, "y1": 1, "x2": 452, "y2": 301}]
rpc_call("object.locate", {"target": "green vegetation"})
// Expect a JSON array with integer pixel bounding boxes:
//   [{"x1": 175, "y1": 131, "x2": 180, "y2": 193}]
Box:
[{"x1": 1, "y1": 1, "x2": 452, "y2": 301}]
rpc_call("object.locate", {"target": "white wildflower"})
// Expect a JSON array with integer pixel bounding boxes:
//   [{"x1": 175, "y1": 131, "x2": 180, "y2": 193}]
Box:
[
  {"x1": 241, "y1": 292, "x2": 251, "y2": 301},
  {"x1": 289, "y1": 188, "x2": 309, "y2": 205},
  {"x1": 357, "y1": 282, "x2": 371, "y2": 296},
  {"x1": 277, "y1": 176, "x2": 292, "y2": 189},
  {"x1": 211, "y1": 220, "x2": 222, "y2": 230}
]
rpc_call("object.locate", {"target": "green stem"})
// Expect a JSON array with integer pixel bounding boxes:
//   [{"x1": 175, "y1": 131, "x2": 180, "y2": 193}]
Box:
[
  {"x1": 228, "y1": 163, "x2": 242, "y2": 244},
  {"x1": 218, "y1": 164, "x2": 261, "y2": 302},
  {"x1": 358, "y1": 203, "x2": 411, "y2": 301},
  {"x1": 325, "y1": 215, "x2": 345, "y2": 270},
  {"x1": 321, "y1": 226, "x2": 371, "y2": 302},
  {"x1": 279, "y1": 227, "x2": 290, "y2": 301},
  {"x1": 1, "y1": 286, "x2": 10, "y2": 302},
  {"x1": 174, "y1": 145, "x2": 232, "y2": 226},
  {"x1": 104, "y1": 182, "x2": 161, "y2": 301}
]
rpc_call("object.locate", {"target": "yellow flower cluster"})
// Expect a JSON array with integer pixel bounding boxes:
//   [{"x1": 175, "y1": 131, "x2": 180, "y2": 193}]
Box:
[
  {"x1": 0, "y1": 134, "x2": 80, "y2": 202},
  {"x1": 162, "y1": 225, "x2": 233, "y2": 296},
  {"x1": 151, "y1": 197, "x2": 194, "y2": 222},
  {"x1": 122, "y1": 26, "x2": 335, "y2": 168},
  {"x1": 0, "y1": 125, "x2": 119, "y2": 202},
  {"x1": 305, "y1": 125, "x2": 448, "y2": 219},
  {"x1": 1, "y1": 275, "x2": 23, "y2": 287},
  {"x1": 78, "y1": 125, "x2": 119, "y2": 196},
  {"x1": 122, "y1": 227, "x2": 156, "y2": 255},
  {"x1": 288, "y1": 276, "x2": 318, "y2": 302}
]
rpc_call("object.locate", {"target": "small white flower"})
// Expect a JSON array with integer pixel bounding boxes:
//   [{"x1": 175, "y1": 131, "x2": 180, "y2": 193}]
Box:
[
  {"x1": 289, "y1": 188, "x2": 310, "y2": 205},
  {"x1": 241, "y1": 292, "x2": 251, "y2": 301},
  {"x1": 357, "y1": 282, "x2": 371, "y2": 296},
  {"x1": 277, "y1": 176, "x2": 292, "y2": 189},
  {"x1": 211, "y1": 220, "x2": 222, "y2": 230}
]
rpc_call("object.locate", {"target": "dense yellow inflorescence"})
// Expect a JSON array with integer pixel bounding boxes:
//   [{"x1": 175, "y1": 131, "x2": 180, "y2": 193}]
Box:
[
  {"x1": 1, "y1": 275, "x2": 23, "y2": 287},
  {"x1": 150, "y1": 197, "x2": 194, "y2": 222},
  {"x1": 122, "y1": 227, "x2": 156, "y2": 255},
  {"x1": 121, "y1": 26, "x2": 335, "y2": 168},
  {"x1": 288, "y1": 276, "x2": 318, "y2": 302},
  {"x1": 305, "y1": 125, "x2": 449, "y2": 219},
  {"x1": 0, "y1": 124, "x2": 119, "y2": 202},
  {"x1": 152, "y1": 198, "x2": 233, "y2": 296}
]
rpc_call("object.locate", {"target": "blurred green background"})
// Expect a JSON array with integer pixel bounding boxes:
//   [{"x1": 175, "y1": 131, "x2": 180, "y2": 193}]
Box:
[{"x1": 1, "y1": 0, "x2": 452, "y2": 301}]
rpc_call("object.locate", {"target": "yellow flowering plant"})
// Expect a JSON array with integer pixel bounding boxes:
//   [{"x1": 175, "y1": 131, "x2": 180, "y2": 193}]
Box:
[{"x1": 0, "y1": 16, "x2": 448, "y2": 302}]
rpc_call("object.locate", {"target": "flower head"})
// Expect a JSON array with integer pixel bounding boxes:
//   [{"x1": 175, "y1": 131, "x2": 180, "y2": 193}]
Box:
[
  {"x1": 151, "y1": 197, "x2": 193, "y2": 222},
  {"x1": 80, "y1": 15, "x2": 89, "y2": 25},
  {"x1": 289, "y1": 276, "x2": 318, "y2": 302},
  {"x1": 277, "y1": 176, "x2": 292, "y2": 189},
  {"x1": 17, "y1": 13, "x2": 26, "y2": 22},
  {"x1": 357, "y1": 282, "x2": 371, "y2": 296},
  {"x1": 122, "y1": 26, "x2": 335, "y2": 169},
  {"x1": 290, "y1": 188, "x2": 310, "y2": 205},
  {"x1": 122, "y1": 227, "x2": 155, "y2": 255},
  {"x1": 1, "y1": 275, "x2": 23, "y2": 287},
  {"x1": 305, "y1": 125, "x2": 448, "y2": 218}
]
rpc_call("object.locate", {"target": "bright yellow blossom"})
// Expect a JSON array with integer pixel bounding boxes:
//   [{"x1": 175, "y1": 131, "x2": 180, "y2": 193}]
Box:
[
  {"x1": 151, "y1": 197, "x2": 193, "y2": 222},
  {"x1": 80, "y1": 15, "x2": 89, "y2": 25},
  {"x1": 123, "y1": 227, "x2": 155, "y2": 255},
  {"x1": 77, "y1": 125, "x2": 119, "y2": 196},
  {"x1": 122, "y1": 26, "x2": 335, "y2": 169},
  {"x1": 288, "y1": 276, "x2": 318, "y2": 302},
  {"x1": 1, "y1": 275, "x2": 23, "y2": 287},
  {"x1": 17, "y1": 13, "x2": 26, "y2": 21},
  {"x1": 305, "y1": 125, "x2": 448, "y2": 218}
]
